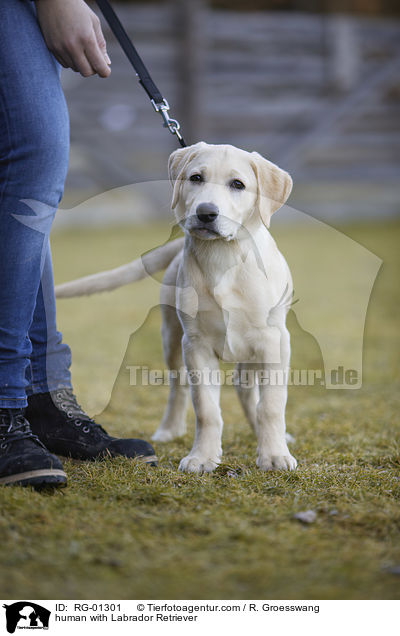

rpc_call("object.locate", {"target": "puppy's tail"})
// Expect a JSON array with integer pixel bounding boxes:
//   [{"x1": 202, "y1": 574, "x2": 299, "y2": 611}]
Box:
[{"x1": 55, "y1": 237, "x2": 183, "y2": 298}]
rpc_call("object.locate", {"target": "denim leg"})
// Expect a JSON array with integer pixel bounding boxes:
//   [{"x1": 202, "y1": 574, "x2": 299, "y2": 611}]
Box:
[
  {"x1": 25, "y1": 240, "x2": 73, "y2": 396},
  {"x1": 0, "y1": 0, "x2": 71, "y2": 407}
]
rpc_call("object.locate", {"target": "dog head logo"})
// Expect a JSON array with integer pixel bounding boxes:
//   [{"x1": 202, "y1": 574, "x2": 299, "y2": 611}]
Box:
[{"x1": 2, "y1": 602, "x2": 50, "y2": 633}]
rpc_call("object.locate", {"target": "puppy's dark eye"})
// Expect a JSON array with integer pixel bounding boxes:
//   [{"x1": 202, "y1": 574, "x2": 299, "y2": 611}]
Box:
[
  {"x1": 230, "y1": 179, "x2": 245, "y2": 190},
  {"x1": 189, "y1": 174, "x2": 203, "y2": 183}
]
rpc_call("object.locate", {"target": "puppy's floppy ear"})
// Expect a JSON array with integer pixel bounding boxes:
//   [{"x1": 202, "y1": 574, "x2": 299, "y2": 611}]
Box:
[
  {"x1": 250, "y1": 152, "x2": 293, "y2": 227},
  {"x1": 168, "y1": 142, "x2": 208, "y2": 210}
]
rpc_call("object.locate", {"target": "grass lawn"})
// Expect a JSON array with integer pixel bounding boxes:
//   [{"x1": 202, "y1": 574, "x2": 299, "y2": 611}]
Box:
[{"x1": 0, "y1": 218, "x2": 399, "y2": 600}]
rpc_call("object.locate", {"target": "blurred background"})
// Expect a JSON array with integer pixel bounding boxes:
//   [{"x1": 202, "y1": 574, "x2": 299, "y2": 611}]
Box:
[{"x1": 55, "y1": 0, "x2": 400, "y2": 228}]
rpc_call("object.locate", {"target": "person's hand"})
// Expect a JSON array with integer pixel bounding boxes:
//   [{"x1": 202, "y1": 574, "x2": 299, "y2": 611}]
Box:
[{"x1": 36, "y1": 0, "x2": 111, "y2": 78}]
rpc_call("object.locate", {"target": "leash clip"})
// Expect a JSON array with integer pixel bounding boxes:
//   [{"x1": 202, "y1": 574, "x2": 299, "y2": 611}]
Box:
[{"x1": 151, "y1": 99, "x2": 185, "y2": 146}]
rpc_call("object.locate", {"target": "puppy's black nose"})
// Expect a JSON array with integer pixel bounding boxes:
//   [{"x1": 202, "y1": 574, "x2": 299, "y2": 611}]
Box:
[{"x1": 196, "y1": 202, "x2": 219, "y2": 224}]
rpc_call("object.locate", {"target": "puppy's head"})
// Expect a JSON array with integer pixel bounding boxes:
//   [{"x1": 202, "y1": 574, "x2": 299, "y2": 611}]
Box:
[{"x1": 168, "y1": 142, "x2": 292, "y2": 241}]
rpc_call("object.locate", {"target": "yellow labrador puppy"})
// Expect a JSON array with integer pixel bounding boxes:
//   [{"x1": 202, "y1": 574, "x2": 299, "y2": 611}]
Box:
[
  {"x1": 56, "y1": 142, "x2": 297, "y2": 473},
  {"x1": 153, "y1": 142, "x2": 297, "y2": 473}
]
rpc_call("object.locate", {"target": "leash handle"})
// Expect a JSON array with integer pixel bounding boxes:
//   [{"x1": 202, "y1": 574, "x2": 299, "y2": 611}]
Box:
[{"x1": 95, "y1": 0, "x2": 187, "y2": 147}]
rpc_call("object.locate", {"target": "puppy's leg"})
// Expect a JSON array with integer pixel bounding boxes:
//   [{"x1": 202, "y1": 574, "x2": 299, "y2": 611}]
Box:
[
  {"x1": 179, "y1": 336, "x2": 223, "y2": 473},
  {"x1": 256, "y1": 325, "x2": 297, "y2": 471},
  {"x1": 234, "y1": 363, "x2": 259, "y2": 434},
  {"x1": 152, "y1": 304, "x2": 189, "y2": 442}
]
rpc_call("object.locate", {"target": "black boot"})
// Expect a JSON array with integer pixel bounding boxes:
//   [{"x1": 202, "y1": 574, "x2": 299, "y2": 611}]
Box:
[
  {"x1": 0, "y1": 408, "x2": 67, "y2": 487},
  {"x1": 25, "y1": 389, "x2": 157, "y2": 464}
]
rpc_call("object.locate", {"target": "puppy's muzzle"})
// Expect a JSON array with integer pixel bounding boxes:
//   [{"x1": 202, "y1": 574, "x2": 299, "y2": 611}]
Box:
[{"x1": 196, "y1": 202, "x2": 219, "y2": 224}]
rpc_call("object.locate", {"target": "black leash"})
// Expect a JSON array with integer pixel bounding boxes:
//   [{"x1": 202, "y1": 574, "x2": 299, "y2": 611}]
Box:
[{"x1": 95, "y1": 0, "x2": 187, "y2": 148}]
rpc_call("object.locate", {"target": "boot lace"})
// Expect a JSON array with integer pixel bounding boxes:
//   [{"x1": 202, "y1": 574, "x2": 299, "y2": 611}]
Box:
[
  {"x1": 0, "y1": 409, "x2": 45, "y2": 450},
  {"x1": 51, "y1": 389, "x2": 107, "y2": 435}
]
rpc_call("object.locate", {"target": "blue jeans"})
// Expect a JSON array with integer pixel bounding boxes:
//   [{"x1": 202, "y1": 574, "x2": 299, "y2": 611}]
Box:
[{"x1": 0, "y1": 0, "x2": 72, "y2": 408}]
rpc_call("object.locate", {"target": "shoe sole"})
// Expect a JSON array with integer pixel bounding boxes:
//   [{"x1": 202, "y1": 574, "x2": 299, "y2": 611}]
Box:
[
  {"x1": 57, "y1": 452, "x2": 158, "y2": 465},
  {"x1": 0, "y1": 469, "x2": 67, "y2": 488},
  {"x1": 140, "y1": 454, "x2": 158, "y2": 466}
]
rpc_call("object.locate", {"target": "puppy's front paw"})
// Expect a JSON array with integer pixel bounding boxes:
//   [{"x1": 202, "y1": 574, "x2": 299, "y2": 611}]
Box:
[
  {"x1": 257, "y1": 452, "x2": 297, "y2": 471},
  {"x1": 179, "y1": 454, "x2": 220, "y2": 474}
]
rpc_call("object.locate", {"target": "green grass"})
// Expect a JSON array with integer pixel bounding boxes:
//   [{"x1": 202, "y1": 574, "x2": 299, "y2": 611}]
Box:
[{"x1": 0, "y1": 219, "x2": 399, "y2": 600}]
